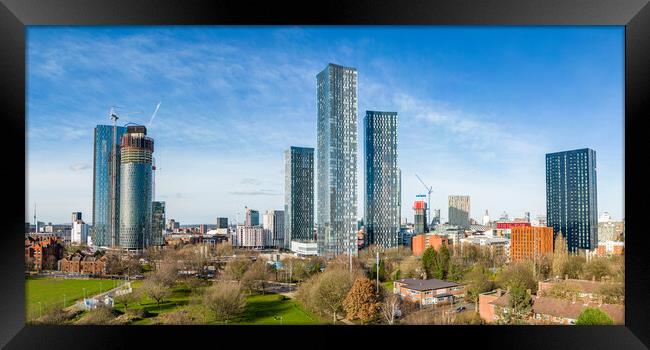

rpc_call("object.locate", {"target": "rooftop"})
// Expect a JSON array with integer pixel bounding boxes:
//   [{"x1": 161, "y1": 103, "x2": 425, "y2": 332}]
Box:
[{"x1": 396, "y1": 278, "x2": 461, "y2": 291}]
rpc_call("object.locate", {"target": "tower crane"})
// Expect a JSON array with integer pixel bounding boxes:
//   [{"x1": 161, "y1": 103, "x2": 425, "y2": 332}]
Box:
[{"x1": 415, "y1": 174, "x2": 433, "y2": 226}]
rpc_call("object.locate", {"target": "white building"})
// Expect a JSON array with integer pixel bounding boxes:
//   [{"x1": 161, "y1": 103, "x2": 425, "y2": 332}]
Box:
[
  {"x1": 290, "y1": 240, "x2": 318, "y2": 256},
  {"x1": 71, "y1": 220, "x2": 89, "y2": 245},
  {"x1": 459, "y1": 234, "x2": 510, "y2": 261},
  {"x1": 482, "y1": 210, "x2": 490, "y2": 226},
  {"x1": 235, "y1": 225, "x2": 266, "y2": 249}
]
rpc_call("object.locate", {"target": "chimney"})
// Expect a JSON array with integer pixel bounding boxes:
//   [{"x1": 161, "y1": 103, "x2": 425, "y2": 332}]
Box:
[{"x1": 565, "y1": 274, "x2": 568, "y2": 280}]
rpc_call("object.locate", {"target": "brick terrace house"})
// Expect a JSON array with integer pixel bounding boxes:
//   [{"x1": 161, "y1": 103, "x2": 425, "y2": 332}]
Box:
[
  {"x1": 25, "y1": 235, "x2": 64, "y2": 271},
  {"x1": 59, "y1": 251, "x2": 108, "y2": 275},
  {"x1": 394, "y1": 278, "x2": 465, "y2": 307},
  {"x1": 479, "y1": 289, "x2": 624, "y2": 325}
]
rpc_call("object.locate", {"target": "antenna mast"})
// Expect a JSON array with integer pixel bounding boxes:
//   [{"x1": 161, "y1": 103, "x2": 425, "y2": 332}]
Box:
[{"x1": 110, "y1": 107, "x2": 119, "y2": 247}]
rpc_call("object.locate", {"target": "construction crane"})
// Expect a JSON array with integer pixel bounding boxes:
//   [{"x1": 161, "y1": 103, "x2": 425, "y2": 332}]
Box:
[{"x1": 415, "y1": 174, "x2": 433, "y2": 226}]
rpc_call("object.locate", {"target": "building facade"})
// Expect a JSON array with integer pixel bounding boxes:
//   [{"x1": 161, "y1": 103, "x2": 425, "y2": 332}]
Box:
[
  {"x1": 71, "y1": 220, "x2": 89, "y2": 245},
  {"x1": 411, "y1": 234, "x2": 450, "y2": 256},
  {"x1": 151, "y1": 201, "x2": 165, "y2": 246},
  {"x1": 217, "y1": 217, "x2": 228, "y2": 229},
  {"x1": 413, "y1": 199, "x2": 428, "y2": 234},
  {"x1": 234, "y1": 225, "x2": 266, "y2": 249},
  {"x1": 263, "y1": 210, "x2": 285, "y2": 249},
  {"x1": 317, "y1": 63, "x2": 358, "y2": 257},
  {"x1": 393, "y1": 278, "x2": 465, "y2": 307},
  {"x1": 245, "y1": 208, "x2": 260, "y2": 227},
  {"x1": 510, "y1": 226, "x2": 554, "y2": 262},
  {"x1": 449, "y1": 195, "x2": 471, "y2": 228},
  {"x1": 546, "y1": 148, "x2": 598, "y2": 252},
  {"x1": 284, "y1": 146, "x2": 315, "y2": 250},
  {"x1": 364, "y1": 110, "x2": 399, "y2": 249},
  {"x1": 118, "y1": 125, "x2": 154, "y2": 250},
  {"x1": 92, "y1": 125, "x2": 127, "y2": 247}
]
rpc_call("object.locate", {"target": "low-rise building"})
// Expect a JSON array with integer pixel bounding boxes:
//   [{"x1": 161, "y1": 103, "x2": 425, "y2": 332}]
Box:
[
  {"x1": 538, "y1": 277, "x2": 624, "y2": 304},
  {"x1": 459, "y1": 235, "x2": 510, "y2": 261},
  {"x1": 596, "y1": 241, "x2": 624, "y2": 256},
  {"x1": 25, "y1": 235, "x2": 64, "y2": 271},
  {"x1": 291, "y1": 240, "x2": 318, "y2": 256},
  {"x1": 393, "y1": 278, "x2": 465, "y2": 306},
  {"x1": 59, "y1": 252, "x2": 108, "y2": 275}
]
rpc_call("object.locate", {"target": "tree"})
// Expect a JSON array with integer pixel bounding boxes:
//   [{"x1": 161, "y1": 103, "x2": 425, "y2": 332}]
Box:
[
  {"x1": 203, "y1": 281, "x2": 246, "y2": 323},
  {"x1": 398, "y1": 256, "x2": 422, "y2": 279},
  {"x1": 222, "y1": 258, "x2": 252, "y2": 282},
  {"x1": 379, "y1": 287, "x2": 401, "y2": 325},
  {"x1": 150, "y1": 261, "x2": 178, "y2": 288},
  {"x1": 582, "y1": 257, "x2": 611, "y2": 281},
  {"x1": 343, "y1": 277, "x2": 379, "y2": 323},
  {"x1": 368, "y1": 258, "x2": 387, "y2": 282},
  {"x1": 496, "y1": 261, "x2": 537, "y2": 293},
  {"x1": 241, "y1": 260, "x2": 270, "y2": 294},
  {"x1": 421, "y1": 247, "x2": 438, "y2": 279},
  {"x1": 464, "y1": 264, "x2": 494, "y2": 308},
  {"x1": 157, "y1": 307, "x2": 201, "y2": 325},
  {"x1": 315, "y1": 268, "x2": 355, "y2": 324},
  {"x1": 401, "y1": 309, "x2": 434, "y2": 325},
  {"x1": 576, "y1": 307, "x2": 614, "y2": 325},
  {"x1": 552, "y1": 232, "x2": 569, "y2": 278},
  {"x1": 453, "y1": 311, "x2": 484, "y2": 325},
  {"x1": 544, "y1": 282, "x2": 581, "y2": 300},
  {"x1": 597, "y1": 282, "x2": 624, "y2": 304},
  {"x1": 140, "y1": 279, "x2": 172, "y2": 310},
  {"x1": 436, "y1": 244, "x2": 451, "y2": 279},
  {"x1": 566, "y1": 255, "x2": 585, "y2": 279},
  {"x1": 508, "y1": 283, "x2": 532, "y2": 322},
  {"x1": 114, "y1": 291, "x2": 138, "y2": 312}
]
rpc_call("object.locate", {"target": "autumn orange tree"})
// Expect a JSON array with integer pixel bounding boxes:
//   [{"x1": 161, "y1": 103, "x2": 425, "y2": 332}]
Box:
[{"x1": 343, "y1": 277, "x2": 379, "y2": 323}]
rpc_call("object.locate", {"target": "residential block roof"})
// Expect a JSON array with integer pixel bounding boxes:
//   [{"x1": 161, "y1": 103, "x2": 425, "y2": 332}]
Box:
[{"x1": 395, "y1": 278, "x2": 461, "y2": 291}]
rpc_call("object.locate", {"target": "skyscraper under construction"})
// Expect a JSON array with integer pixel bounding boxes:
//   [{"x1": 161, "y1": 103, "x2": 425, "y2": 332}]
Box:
[{"x1": 119, "y1": 125, "x2": 154, "y2": 250}]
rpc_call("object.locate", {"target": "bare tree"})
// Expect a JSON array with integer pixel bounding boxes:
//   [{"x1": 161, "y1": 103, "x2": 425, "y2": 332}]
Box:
[
  {"x1": 241, "y1": 260, "x2": 270, "y2": 294},
  {"x1": 76, "y1": 306, "x2": 116, "y2": 325},
  {"x1": 203, "y1": 281, "x2": 247, "y2": 323},
  {"x1": 315, "y1": 268, "x2": 355, "y2": 324},
  {"x1": 222, "y1": 258, "x2": 252, "y2": 282},
  {"x1": 379, "y1": 288, "x2": 401, "y2": 325},
  {"x1": 140, "y1": 279, "x2": 172, "y2": 310},
  {"x1": 114, "y1": 291, "x2": 138, "y2": 312}
]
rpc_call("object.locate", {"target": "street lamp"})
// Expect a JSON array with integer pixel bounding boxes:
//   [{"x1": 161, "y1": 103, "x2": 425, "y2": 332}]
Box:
[
  {"x1": 38, "y1": 302, "x2": 42, "y2": 318},
  {"x1": 83, "y1": 288, "x2": 87, "y2": 300}
]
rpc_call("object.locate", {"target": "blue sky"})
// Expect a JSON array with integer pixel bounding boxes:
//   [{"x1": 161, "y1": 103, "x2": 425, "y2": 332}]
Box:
[{"x1": 26, "y1": 26, "x2": 624, "y2": 225}]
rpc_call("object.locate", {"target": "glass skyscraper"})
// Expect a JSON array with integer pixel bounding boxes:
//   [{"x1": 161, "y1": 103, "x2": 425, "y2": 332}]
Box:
[
  {"x1": 119, "y1": 125, "x2": 154, "y2": 250},
  {"x1": 317, "y1": 63, "x2": 358, "y2": 257},
  {"x1": 364, "y1": 111, "x2": 399, "y2": 248},
  {"x1": 284, "y1": 146, "x2": 315, "y2": 250},
  {"x1": 151, "y1": 201, "x2": 165, "y2": 246},
  {"x1": 546, "y1": 148, "x2": 598, "y2": 253},
  {"x1": 92, "y1": 125, "x2": 126, "y2": 247}
]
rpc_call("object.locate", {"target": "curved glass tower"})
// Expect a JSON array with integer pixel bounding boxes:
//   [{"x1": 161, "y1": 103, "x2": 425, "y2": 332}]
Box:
[{"x1": 119, "y1": 125, "x2": 154, "y2": 250}]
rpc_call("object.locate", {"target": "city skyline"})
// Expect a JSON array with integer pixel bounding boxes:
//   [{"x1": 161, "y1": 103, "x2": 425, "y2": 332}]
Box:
[{"x1": 26, "y1": 26, "x2": 624, "y2": 224}]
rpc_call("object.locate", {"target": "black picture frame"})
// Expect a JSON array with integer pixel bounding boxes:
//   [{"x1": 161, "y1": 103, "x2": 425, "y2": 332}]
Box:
[{"x1": 1, "y1": 0, "x2": 648, "y2": 349}]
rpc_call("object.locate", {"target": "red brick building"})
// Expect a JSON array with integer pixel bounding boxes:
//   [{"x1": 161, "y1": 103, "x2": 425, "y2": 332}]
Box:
[
  {"x1": 25, "y1": 235, "x2": 64, "y2": 271},
  {"x1": 510, "y1": 226, "x2": 553, "y2": 262},
  {"x1": 394, "y1": 278, "x2": 465, "y2": 306},
  {"x1": 411, "y1": 234, "x2": 450, "y2": 256},
  {"x1": 59, "y1": 252, "x2": 108, "y2": 275}
]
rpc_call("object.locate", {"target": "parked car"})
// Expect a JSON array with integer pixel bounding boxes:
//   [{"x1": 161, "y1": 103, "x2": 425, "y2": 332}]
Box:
[{"x1": 456, "y1": 306, "x2": 466, "y2": 313}]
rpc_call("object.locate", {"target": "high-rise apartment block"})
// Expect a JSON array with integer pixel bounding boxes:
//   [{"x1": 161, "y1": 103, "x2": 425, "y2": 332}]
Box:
[
  {"x1": 263, "y1": 210, "x2": 285, "y2": 249},
  {"x1": 364, "y1": 111, "x2": 399, "y2": 249},
  {"x1": 151, "y1": 201, "x2": 165, "y2": 246},
  {"x1": 316, "y1": 63, "x2": 358, "y2": 257},
  {"x1": 413, "y1": 200, "x2": 428, "y2": 234},
  {"x1": 510, "y1": 226, "x2": 554, "y2": 262},
  {"x1": 119, "y1": 125, "x2": 154, "y2": 250},
  {"x1": 245, "y1": 208, "x2": 260, "y2": 227},
  {"x1": 449, "y1": 195, "x2": 471, "y2": 229},
  {"x1": 217, "y1": 217, "x2": 229, "y2": 229},
  {"x1": 284, "y1": 147, "x2": 315, "y2": 250},
  {"x1": 92, "y1": 125, "x2": 127, "y2": 247},
  {"x1": 546, "y1": 148, "x2": 598, "y2": 252}
]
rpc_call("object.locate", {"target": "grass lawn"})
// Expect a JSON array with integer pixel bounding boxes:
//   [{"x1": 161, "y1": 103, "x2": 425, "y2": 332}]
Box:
[
  {"x1": 25, "y1": 277, "x2": 126, "y2": 320},
  {"x1": 237, "y1": 293, "x2": 320, "y2": 325}
]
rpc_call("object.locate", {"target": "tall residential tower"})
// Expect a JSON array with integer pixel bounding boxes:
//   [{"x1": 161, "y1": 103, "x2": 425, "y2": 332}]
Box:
[
  {"x1": 118, "y1": 125, "x2": 154, "y2": 250},
  {"x1": 364, "y1": 111, "x2": 399, "y2": 249},
  {"x1": 92, "y1": 125, "x2": 127, "y2": 247},
  {"x1": 546, "y1": 148, "x2": 598, "y2": 252},
  {"x1": 284, "y1": 146, "x2": 315, "y2": 249},
  {"x1": 316, "y1": 63, "x2": 358, "y2": 257}
]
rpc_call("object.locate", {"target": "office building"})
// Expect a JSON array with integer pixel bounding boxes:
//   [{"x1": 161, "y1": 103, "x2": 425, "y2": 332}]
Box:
[
  {"x1": 245, "y1": 208, "x2": 259, "y2": 227},
  {"x1": 72, "y1": 212, "x2": 82, "y2": 223},
  {"x1": 546, "y1": 148, "x2": 598, "y2": 252},
  {"x1": 263, "y1": 210, "x2": 285, "y2": 248},
  {"x1": 92, "y1": 124, "x2": 127, "y2": 247},
  {"x1": 364, "y1": 110, "x2": 399, "y2": 249},
  {"x1": 71, "y1": 220, "x2": 89, "y2": 245},
  {"x1": 510, "y1": 226, "x2": 554, "y2": 262},
  {"x1": 118, "y1": 125, "x2": 154, "y2": 250},
  {"x1": 217, "y1": 217, "x2": 228, "y2": 229},
  {"x1": 284, "y1": 147, "x2": 315, "y2": 250},
  {"x1": 316, "y1": 63, "x2": 358, "y2": 257},
  {"x1": 151, "y1": 201, "x2": 165, "y2": 246},
  {"x1": 449, "y1": 195, "x2": 471, "y2": 229},
  {"x1": 413, "y1": 200, "x2": 428, "y2": 234}
]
